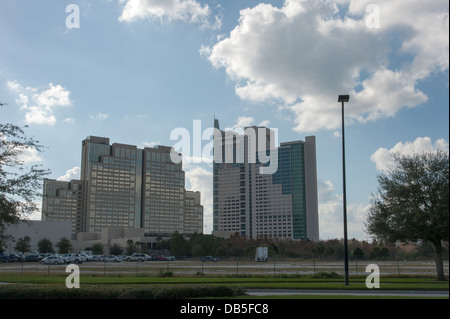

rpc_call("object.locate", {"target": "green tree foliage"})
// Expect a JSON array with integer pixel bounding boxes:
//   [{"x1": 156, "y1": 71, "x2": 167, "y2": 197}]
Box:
[
  {"x1": 1, "y1": 105, "x2": 50, "y2": 248},
  {"x1": 91, "y1": 242, "x2": 104, "y2": 255},
  {"x1": 109, "y1": 243, "x2": 123, "y2": 256},
  {"x1": 56, "y1": 237, "x2": 72, "y2": 254},
  {"x1": 170, "y1": 231, "x2": 189, "y2": 258},
  {"x1": 14, "y1": 236, "x2": 31, "y2": 254},
  {"x1": 366, "y1": 151, "x2": 449, "y2": 280},
  {"x1": 1, "y1": 123, "x2": 50, "y2": 225},
  {"x1": 125, "y1": 239, "x2": 137, "y2": 255},
  {"x1": 37, "y1": 237, "x2": 53, "y2": 254}
]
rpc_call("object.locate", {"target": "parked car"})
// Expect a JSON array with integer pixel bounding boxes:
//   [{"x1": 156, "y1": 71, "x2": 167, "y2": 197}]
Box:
[
  {"x1": 104, "y1": 255, "x2": 120, "y2": 262},
  {"x1": 126, "y1": 253, "x2": 148, "y2": 262},
  {"x1": 90, "y1": 255, "x2": 102, "y2": 262},
  {"x1": 200, "y1": 256, "x2": 218, "y2": 262},
  {"x1": 80, "y1": 254, "x2": 94, "y2": 262},
  {"x1": 41, "y1": 255, "x2": 65, "y2": 265},
  {"x1": 61, "y1": 253, "x2": 83, "y2": 264},
  {"x1": 0, "y1": 254, "x2": 20, "y2": 263},
  {"x1": 149, "y1": 254, "x2": 168, "y2": 261},
  {"x1": 24, "y1": 254, "x2": 43, "y2": 262}
]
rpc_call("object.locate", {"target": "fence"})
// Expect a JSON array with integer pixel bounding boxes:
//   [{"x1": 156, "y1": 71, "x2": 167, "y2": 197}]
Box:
[{"x1": 0, "y1": 258, "x2": 448, "y2": 278}]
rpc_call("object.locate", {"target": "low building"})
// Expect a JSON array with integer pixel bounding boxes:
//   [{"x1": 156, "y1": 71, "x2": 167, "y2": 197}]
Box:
[
  {"x1": 73, "y1": 227, "x2": 161, "y2": 254},
  {"x1": 2, "y1": 220, "x2": 72, "y2": 254}
]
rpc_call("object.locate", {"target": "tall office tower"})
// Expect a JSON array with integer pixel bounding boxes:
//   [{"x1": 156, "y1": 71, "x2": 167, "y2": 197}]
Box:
[
  {"x1": 213, "y1": 120, "x2": 319, "y2": 241},
  {"x1": 42, "y1": 136, "x2": 203, "y2": 237},
  {"x1": 80, "y1": 137, "x2": 143, "y2": 233},
  {"x1": 42, "y1": 179, "x2": 83, "y2": 239},
  {"x1": 142, "y1": 146, "x2": 185, "y2": 235},
  {"x1": 184, "y1": 191, "x2": 203, "y2": 235}
]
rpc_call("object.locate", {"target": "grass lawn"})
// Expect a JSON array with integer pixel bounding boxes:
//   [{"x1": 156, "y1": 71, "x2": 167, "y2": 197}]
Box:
[{"x1": 1, "y1": 273, "x2": 448, "y2": 291}]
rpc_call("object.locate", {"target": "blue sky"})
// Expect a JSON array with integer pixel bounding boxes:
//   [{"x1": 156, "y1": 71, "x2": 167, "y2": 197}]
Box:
[{"x1": 1, "y1": 0, "x2": 448, "y2": 240}]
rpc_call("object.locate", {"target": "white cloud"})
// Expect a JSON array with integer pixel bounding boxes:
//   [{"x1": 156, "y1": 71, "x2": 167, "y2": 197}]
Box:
[
  {"x1": 371, "y1": 137, "x2": 449, "y2": 171},
  {"x1": 142, "y1": 141, "x2": 161, "y2": 148},
  {"x1": 17, "y1": 147, "x2": 43, "y2": 164},
  {"x1": 7, "y1": 81, "x2": 73, "y2": 126},
  {"x1": 204, "y1": 0, "x2": 448, "y2": 133},
  {"x1": 6, "y1": 80, "x2": 20, "y2": 92},
  {"x1": 57, "y1": 166, "x2": 81, "y2": 181},
  {"x1": 63, "y1": 117, "x2": 76, "y2": 124},
  {"x1": 317, "y1": 179, "x2": 369, "y2": 240},
  {"x1": 184, "y1": 165, "x2": 213, "y2": 232},
  {"x1": 224, "y1": 116, "x2": 271, "y2": 134},
  {"x1": 89, "y1": 112, "x2": 109, "y2": 120},
  {"x1": 118, "y1": 0, "x2": 221, "y2": 29}
]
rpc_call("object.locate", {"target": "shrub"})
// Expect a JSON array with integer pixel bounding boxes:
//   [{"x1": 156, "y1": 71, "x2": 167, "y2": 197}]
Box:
[
  {"x1": 0, "y1": 284, "x2": 246, "y2": 299},
  {"x1": 157, "y1": 269, "x2": 174, "y2": 277},
  {"x1": 313, "y1": 271, "x2": 341, "y2": 279}
]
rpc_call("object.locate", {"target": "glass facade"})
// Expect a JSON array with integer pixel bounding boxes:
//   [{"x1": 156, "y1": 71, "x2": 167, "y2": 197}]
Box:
[
  {"x1": 213, "y1": 119, "x2": 318, "y2": 241},
  {"x1": 290, "y1": 142, "x2": 307, "y2": 240},
  {"x1": 42, "y1": 136, "x2": 203, "y2": 237}
]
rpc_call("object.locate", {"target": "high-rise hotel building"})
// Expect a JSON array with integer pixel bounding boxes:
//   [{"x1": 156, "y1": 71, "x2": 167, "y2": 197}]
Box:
[
  {"x1": 213, "y1": 120, "x2": 319, "y2": 241},
  {"x1": 42, "y1": 136, "x2": 203, "y2": 238}
]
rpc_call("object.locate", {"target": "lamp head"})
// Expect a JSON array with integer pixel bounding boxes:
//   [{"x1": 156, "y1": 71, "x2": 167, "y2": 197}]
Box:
[{"x1": 338, "y1": 95, "x2": 350, "y2": 103}]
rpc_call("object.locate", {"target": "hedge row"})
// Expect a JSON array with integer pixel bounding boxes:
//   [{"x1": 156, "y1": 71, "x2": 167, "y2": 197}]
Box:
[{"x1": 0, "y1": 284, "x2": 246, "y2": 299}]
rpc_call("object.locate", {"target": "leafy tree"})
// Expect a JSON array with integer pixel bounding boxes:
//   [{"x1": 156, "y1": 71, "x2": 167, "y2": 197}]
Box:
[
  {"x1": 1, "y1": 104, "x2": 50, "y2": 249},
  {"x1": 56, "y1": 237, "x2": 72, "y2": 254},
  {"x1": 366, "y1": 151, "x2": 449, "y2": 281},
  {"x1": 91, "y1": 242, "x2": 104, "y2": 255},
  {"x1": 0, "y1": 112, "x2": 50, "y2": 230},
  {"x1": 313, "y1": 241, "x2": 325, "y2": 258},
  {"x1": 191, "y1": 243, "x2": 204, "y2": 257},
  {"x1": 38, "y1": 237, "x2": 53, "y2": 254},
  {"x1": 170, "y1": 231, "x2": 189, "y2": 258},
  {"x1": 353, "y1": 247, "x2": 364, "y2": 259},
  {"x1": 14, "y1": 236, "x2": 31, "y2": 254},
  {"x1": 125, "y1": 239, "x2": 137, "y2": 255},
  {"x1": 109, "y1": 243, "x2": 123, "y2": 256}
]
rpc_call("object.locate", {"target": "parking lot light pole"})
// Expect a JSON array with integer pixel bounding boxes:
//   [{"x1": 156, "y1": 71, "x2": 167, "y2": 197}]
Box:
[{"x1": 338, "y1": 95, "x2": 350, "y2": 286}]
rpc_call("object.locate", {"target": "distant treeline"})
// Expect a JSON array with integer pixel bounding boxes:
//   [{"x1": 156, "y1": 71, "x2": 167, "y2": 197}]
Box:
[{"x1": 151, "y1": 232, "x2": 449, "y2": 260}]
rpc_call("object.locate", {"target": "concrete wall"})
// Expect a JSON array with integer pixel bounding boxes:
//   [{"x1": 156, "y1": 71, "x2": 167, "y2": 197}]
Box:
[{"x1": 3, "y1": 221, "x2": 72, "y2": 254}]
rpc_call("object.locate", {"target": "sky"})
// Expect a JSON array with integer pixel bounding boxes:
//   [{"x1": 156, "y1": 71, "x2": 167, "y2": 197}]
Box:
[{"x1": 1, "y1": 0, "x2": 448, "y2": 241}]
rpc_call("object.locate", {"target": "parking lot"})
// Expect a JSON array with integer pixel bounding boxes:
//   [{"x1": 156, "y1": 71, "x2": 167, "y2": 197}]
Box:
[{"x1": 0, "y1": 257, "x2": 448, "y2": 278}]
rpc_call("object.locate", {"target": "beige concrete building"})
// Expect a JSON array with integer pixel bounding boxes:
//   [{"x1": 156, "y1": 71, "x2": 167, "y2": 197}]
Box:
[{"x1": 42, "y1": 136, "x2": 203, "y2": 239}]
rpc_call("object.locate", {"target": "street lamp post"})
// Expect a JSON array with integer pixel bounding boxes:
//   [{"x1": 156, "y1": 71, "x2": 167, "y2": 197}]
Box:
[{"x1": 338, "y1": 95, "x2": 350, "y2": 286}]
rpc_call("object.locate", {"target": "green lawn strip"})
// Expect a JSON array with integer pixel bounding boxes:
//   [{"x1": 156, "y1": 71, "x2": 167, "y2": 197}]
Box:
[{"x1": 1, "y1": 275, "x2": 448, "y2": 291}]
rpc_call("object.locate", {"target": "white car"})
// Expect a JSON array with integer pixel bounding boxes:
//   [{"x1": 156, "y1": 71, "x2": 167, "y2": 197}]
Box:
[
  {"x1": 61, "y1": 253, "x2": 83, "y2": 264},
  {"x1": 80, "y1": 254, "x2": 93, "y2": 262},
  {"x1": 126, "y1": 253, "x2": 148, "y2": 262},
  {"x1": 104, "y1": 255, "x2": 120, "y2": 262},
  {"x1": 41, "y1": 256, "x2": 65, "y2": 265}
]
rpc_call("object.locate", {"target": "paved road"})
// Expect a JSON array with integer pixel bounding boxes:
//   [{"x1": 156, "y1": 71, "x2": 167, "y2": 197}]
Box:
[{"x1": 246, "y1": 289, "x2": 449, "y2": 298}]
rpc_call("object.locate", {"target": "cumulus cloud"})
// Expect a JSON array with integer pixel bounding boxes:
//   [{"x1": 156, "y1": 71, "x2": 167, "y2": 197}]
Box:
[
  {"x1": 118, "y1": 0, "x2": 222, "y2": 29},
  {"x1": 204, "y1": 0, "x2": 448, "y2": 133},
  {"x1": 18, "y1": 147, "x2": 43, "y2": 164},
  {"x1": 7, "y1": 81, "x2": 73, "y2": 126},
  {"x1": 317, "y1": 179, "x2": 368, "y2": 239},
  {"x1": 371, "y1": 137, "x2": 449, "y2": 171},
  {"x1": 57, "y1": 166, "x2": 81, "y2": 181},
  {"x1": 184, "y1": 166, "x2": 213, "y2": 232},
  {"x1": 89, "y1": 112, "x2": 109, "y2": 120},
  {"x1": 224, "y1": 116, "x2": 272, "y2": 134},
  {"x1": 142, "y1": 141, "x2": 161, "y2": 148}
]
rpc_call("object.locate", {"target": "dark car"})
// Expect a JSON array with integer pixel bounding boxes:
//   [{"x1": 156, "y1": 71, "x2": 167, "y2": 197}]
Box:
[
  {"x1": 1, "y1": 254, "x2": 18, "y2": 263},
  {"x1": 200, "y1": 256, "x2": 218, "y2": 262},
  {"x1": 24, "y1": 255, "x2": 43, "y2": 262}
]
